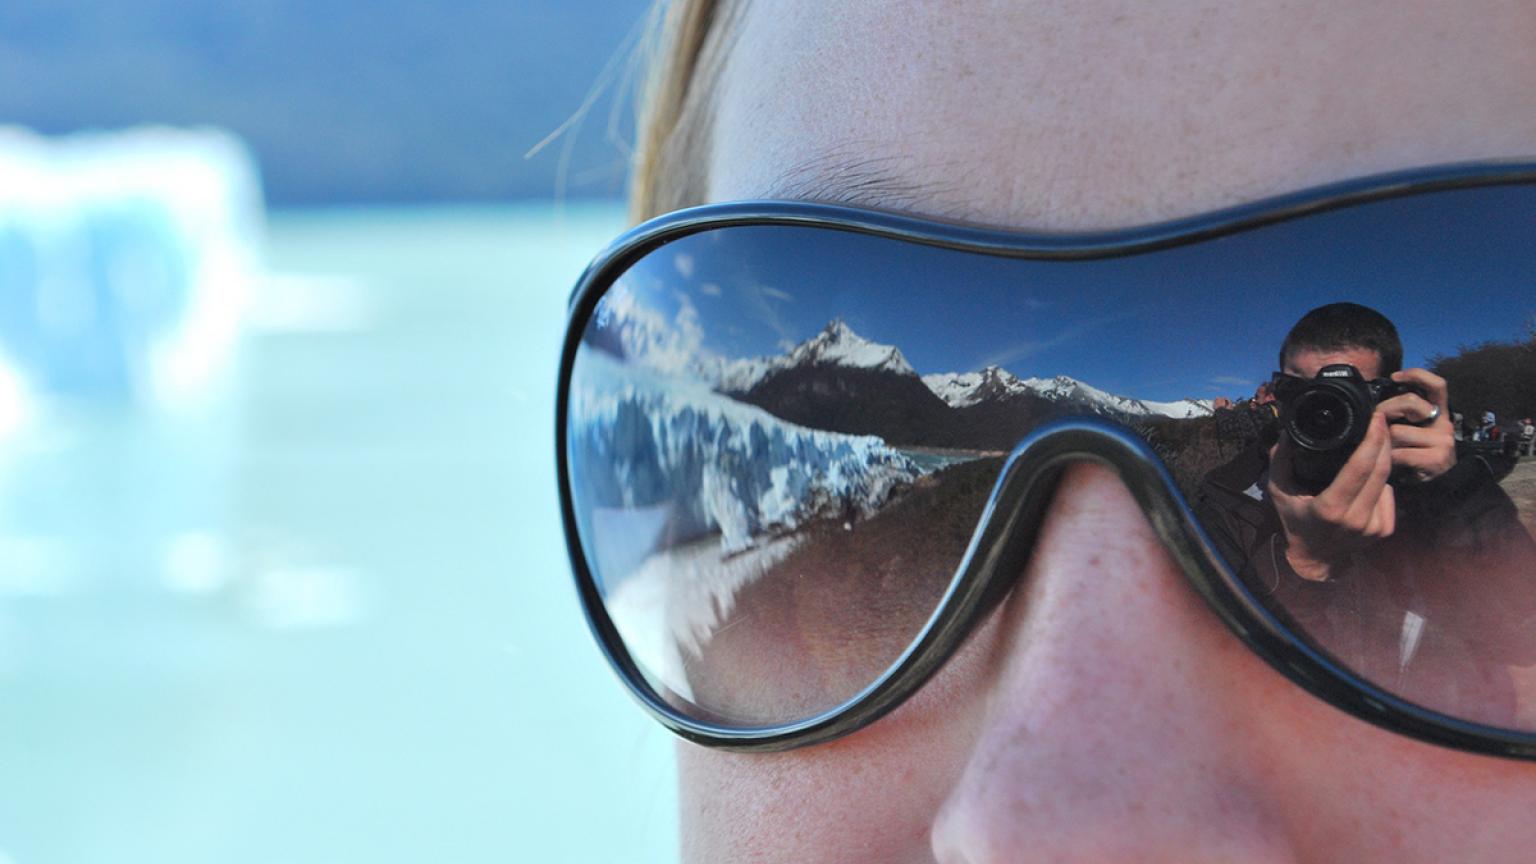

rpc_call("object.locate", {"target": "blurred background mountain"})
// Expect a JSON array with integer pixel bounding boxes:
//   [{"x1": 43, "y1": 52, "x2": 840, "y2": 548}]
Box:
[{"x1": 0, "y1": 0, "x2": 653, "y2": 205}]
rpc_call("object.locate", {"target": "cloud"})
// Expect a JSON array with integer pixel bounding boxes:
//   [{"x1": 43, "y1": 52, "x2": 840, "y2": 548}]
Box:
[
  {"x1": 594, "y1": 284, "x2": 717, "y2": 376},
  {"x1": 1208, "y1": 375, "x2": 1253, "y2": 389},
  {"x1": 973, "y1": 313, "x2": 1133, "y2": 371},
  {"x1": 739, "y1": 283, "x2": 797, "y2": 346},
  {"x1": 699, "y1": 281, "x2": 722, "y2": 296},
  {"x1": 673, "y1": 291, "x2": 705, "y2": 354},
  {"x1": 673, "y1": 252, "x2": 695, "y2": 280}
]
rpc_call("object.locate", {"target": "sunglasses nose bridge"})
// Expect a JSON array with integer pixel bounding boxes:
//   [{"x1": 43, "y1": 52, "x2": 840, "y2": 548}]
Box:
[
  {"x1": 940, "y1": 419, "x2": 1256, "y2": 662},
  {"x1": 968, "y1": 419, "x2": 1214, "y2": 588}
]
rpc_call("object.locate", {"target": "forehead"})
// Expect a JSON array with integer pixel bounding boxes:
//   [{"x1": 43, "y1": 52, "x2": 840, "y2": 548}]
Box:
[
  {"x1": 1283, "y1": 346, "x2": 1383, "y2": 378},
  {"x1": 709, "y1": 2, "x2": 1536, "y2": 230}
]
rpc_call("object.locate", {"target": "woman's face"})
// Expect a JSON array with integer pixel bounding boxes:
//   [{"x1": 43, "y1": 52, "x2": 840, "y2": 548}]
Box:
[{"x1": 684, "y1": 2, "x2": 1536, "y2": 861}]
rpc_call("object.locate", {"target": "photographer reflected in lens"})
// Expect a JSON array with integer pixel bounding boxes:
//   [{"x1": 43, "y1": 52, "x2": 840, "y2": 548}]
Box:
[
  {"x1": 1197, "y1": 303, "x2": 1536, "y2": 721},
  {"x1": 1204, "y1": 303, "x2": 1465, "y2": 581}
]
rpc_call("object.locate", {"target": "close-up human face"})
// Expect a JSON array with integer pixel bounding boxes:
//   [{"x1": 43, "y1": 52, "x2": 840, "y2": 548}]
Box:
[{"x1": 668, "y1": 2, "x2": 1536, "y2": 862}]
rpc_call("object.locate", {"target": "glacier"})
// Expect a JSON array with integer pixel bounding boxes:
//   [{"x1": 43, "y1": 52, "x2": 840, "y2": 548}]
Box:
[
  {"x1": 0, "y1": 126, "x2": 263, "y2": 406},
  {"x1": 567, "y1": 348, "x2": 926, "y2": 570}
]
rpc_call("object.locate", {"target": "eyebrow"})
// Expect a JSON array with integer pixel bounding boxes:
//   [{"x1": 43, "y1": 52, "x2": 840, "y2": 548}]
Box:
[{"x1": 759, "y1": 150, "x2": 966, "y2": 215}]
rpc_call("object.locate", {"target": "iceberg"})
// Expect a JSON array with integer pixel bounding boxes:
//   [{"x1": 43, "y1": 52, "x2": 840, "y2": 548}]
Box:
[
  {"x1": 567, "y1": 348, "x2": 926, "y2": 572},
  {"x1": 0, "y1": 126, "x2": 263, "y2": 406},
  {"x1": 569, "y1": 348, "x2": 936, "y2": 696}
]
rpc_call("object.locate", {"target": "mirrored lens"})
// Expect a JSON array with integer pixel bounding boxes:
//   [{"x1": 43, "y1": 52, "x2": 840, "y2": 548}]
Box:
[{"x1": 565, "y1": 183, "x2": 1536, "y2": 731}]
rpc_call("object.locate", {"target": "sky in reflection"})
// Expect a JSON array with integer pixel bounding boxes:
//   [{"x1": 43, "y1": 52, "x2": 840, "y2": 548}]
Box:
[{"x1": 613, "y1": 185, "x2": 1535, "y2": 403}]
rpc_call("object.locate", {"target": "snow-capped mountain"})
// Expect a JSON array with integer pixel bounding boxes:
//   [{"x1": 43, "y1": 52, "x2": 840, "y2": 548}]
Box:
[
  {"x1": 568, "y1": 349, "x2": 925, "y2": 558},
  {"x1": 922, "y1": 366, "x2": 1033, "y2": 409},
  {"x1": 1017, "y1": 374, "x2": 1213, "y2": 420},
  {"x1": 786, "y1": 318, "x2": 916, "y2": 376},
  {"x1": 717, "y1": 318, "x2": 917, "y2": 394},
  {"x1": 713, "y1": 355, "x2": 779, "y2": 394},
  {"x1": 726, "y1": 320, "x2": 961, "y2": 449},
  {"x1": 717, "y1": 320, "x2": 1210, "y2": 447},
  {"x1": 925, "y1": 368, "x2": 1212, "y2": 420},
  {"x1": 585, "y1": 293, "x2": 1214, "y2": 447}
]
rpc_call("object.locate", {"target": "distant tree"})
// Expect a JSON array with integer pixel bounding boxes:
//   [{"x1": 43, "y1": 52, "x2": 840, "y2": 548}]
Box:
[{"x1": 1429, "y1": 323, "x2": 1536, "y2": 425}]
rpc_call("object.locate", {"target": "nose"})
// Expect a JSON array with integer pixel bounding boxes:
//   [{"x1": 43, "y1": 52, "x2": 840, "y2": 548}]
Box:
[{"x1": 929, "y1": 462, "x2": 1298, "y2": 863}]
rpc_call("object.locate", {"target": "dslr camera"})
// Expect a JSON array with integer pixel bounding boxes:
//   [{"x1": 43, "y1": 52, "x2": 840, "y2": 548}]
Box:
[{"x1": 1273, "y1": 364, "x2": 1424, "y2": 494}]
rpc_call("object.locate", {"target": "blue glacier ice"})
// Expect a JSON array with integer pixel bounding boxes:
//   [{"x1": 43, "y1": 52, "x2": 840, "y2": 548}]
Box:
[
  {"x1": 567, "y1": 348, "x2": 926, "y2": 579},
  {"x1": 0, "y1": 127, "x2": 263, "y2": 404}
]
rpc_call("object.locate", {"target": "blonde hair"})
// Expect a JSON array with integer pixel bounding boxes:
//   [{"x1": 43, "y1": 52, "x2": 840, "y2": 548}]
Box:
[{"x1": 629, "y1": 0, "x2": 741, "y2": 223}]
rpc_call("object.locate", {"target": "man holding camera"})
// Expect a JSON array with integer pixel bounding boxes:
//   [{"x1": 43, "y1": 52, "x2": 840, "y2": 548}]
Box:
[
  {"x1": 1197, "y1": 303, "x2": 1536, "y2": 717},
  {"x1": 1200, "y1": 303, "x2": 1506, "y2": 582},
  {"x1": 1267, "y1": 318, "x2": 1455, "y2": 583}
]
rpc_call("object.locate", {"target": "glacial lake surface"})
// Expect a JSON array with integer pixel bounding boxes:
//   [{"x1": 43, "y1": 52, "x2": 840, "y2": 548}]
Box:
[{"x1": 0, "y1": 201, "x2": 680, "y2": 864}]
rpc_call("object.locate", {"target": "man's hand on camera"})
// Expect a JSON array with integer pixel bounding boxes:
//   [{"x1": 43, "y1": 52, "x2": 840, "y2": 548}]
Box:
[
  {"x1": 1268, "y1": 412, "x2": 1396, "y2": 581},
  {"x1": 1381, "y1": 367, "x2": 1456, "y2": 483}
]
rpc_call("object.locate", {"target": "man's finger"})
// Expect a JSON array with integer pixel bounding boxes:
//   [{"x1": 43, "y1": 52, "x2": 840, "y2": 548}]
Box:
[
  {"x1": 1341, "y1": 416, "x2": 1395, "y2": 528},
  {"x1": 1379, "y1": 392, "x2": 1442, "y2": 426},
  {"x1": 1388, "y1": 423, "x2": 1450, "y2": 450},
  {"x1": 1391, "y1": 447, "x2": 1449, "y2": 473},
  {"x1": 1391, "y1": 367, "x2": 1450, "y2": 414},
  {"x1": 1317, "y1": 412, "x2": 1391, "y2": 508},
  {"x1": 1363, "y1": 482, "x2": 1396, "y2": 538}
]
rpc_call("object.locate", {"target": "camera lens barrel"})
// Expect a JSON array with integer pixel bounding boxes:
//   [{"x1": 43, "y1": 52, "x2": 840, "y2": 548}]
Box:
[{"x1": 1281, "y1": 372, "x2": 1376, "y2": 494}]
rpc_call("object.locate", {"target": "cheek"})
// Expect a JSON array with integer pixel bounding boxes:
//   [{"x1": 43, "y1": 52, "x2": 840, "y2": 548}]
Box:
[
  {"x1": 679, "y1": 611, "x2": 1006, "y2": 864},
  {"x1": 1241, "y1": 663, "x2": 1536, "y2": 860},
  {"x1": 681, "y1": 597, "x2": 1536, "y2": 864},
  {"x1": 1293, "y1": 742, "x2": 1536, "y2": 859}
]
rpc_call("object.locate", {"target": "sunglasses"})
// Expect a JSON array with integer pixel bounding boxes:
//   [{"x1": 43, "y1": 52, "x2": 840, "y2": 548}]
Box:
[{"x1": 556, "y1": 161, "x2": 1536, "y2": 757}]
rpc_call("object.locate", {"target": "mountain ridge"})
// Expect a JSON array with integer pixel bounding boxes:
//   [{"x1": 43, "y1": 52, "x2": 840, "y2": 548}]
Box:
[
  {"x1": 734, "y1": 320, "x2": 1212, "y2": 421},
  {"x1": 717, "y1": 319, "x2": 1212, "y2": 451}
]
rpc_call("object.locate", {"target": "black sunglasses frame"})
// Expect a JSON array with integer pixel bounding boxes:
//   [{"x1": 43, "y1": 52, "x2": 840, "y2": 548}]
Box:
[{"x1": 555, "y1": 160, "x2": 1536, "y2": 757}]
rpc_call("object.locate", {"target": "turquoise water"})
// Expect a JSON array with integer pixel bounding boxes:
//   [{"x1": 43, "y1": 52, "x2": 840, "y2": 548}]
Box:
[{"x1": 0, "y1": 202, "x2": 679, "y2": 863}]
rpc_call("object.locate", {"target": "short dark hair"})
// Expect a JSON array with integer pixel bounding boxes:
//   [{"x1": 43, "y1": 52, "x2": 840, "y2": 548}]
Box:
[{"x1": 1279, "y1": 302, "x2": 1403, "y2": 376}]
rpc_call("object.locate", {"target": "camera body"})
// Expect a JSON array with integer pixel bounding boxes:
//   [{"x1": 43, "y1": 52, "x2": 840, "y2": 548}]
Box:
[{"x1": 1274, "y1": 364, "x2": 1423, "y2": 494}]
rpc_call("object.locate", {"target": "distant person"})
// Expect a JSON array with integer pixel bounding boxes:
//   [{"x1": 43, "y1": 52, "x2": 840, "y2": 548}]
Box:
[
  {"x1": 1212, "y1": 380, "x2": 1279, "y2": 447},
  {"x1": 1520, "y1": 417, "x2": 1535, "y2": 457},
  {"x1": 1479, "y1": 409, "x2": 1498, "y2": 441}
]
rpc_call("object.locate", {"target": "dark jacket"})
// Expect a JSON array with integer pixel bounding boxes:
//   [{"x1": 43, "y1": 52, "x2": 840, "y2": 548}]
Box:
[{"x1": 1196, "y1": 444, "x2": 1536, "y2": 724}]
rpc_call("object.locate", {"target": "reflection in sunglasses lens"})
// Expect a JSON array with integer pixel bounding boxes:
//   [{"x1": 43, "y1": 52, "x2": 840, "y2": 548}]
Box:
[{"x1": 567, "y1": 184, "x2": 1536, "y2": 733}]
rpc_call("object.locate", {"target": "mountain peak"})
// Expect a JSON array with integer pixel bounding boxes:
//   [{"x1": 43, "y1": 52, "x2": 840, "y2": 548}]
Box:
[
  {"x1": 922, "y1": 366, "x2": 1032, "y2": 408},
  {"x1": 822, "y1": 318, "x2": 854, "y2": 338},
  {"x1": 787, "y1": 319, "x2": 917, "y2": 377}
]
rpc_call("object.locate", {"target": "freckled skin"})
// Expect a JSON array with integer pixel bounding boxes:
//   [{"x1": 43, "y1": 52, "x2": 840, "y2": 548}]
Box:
[{"x1": 683, "y1": 2, "x2": 1536, "y2": 861}]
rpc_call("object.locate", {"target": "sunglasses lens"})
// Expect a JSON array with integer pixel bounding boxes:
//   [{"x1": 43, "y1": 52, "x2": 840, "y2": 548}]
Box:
[
  {"x1": 567, "y1": 306, "x2": 987, "y2": 727},
  {"x1": 564, "y1": 182, "x2": 1536, "y2": 734}
]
